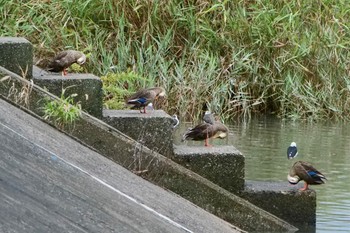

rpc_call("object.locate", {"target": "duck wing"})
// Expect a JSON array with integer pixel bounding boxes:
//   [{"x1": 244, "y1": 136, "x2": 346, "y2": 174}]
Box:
[
  {"x1": 182, "y1": 123, "x2": 213, "y2": 141},
  {"x1": 47, "y1": 51, "x2": 71, "y2": 72},
  {"x1": 127, "y1": 89, "x2": 156, "y2": 107},
  {"x1": 295, "y1": 161, "x2": 326, "y2": 184},
  {"x1": 48, "y1": 50, "x2": 85, "y2": 72}
]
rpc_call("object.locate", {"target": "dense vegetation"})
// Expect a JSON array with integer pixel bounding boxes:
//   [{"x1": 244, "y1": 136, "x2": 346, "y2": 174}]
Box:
[{"x1": 1, "y1": 0, "x2": 350, "y2": 121}]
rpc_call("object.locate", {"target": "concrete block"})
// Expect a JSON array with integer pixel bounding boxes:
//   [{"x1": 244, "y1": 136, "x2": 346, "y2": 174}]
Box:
[
  {"x1": 0, "y1": 37, "x2": 33, "y2": 79},
  {"x1": 0, "y1": 67, "x2": 298, "y2": 232},
  {"x1": 33, "y1": 66, "x2": 103, "y2": 118},
  {"x1": 173, "y1": 145, "x2": 245, "y2": 193},
  {"x1": 240, "y1": 180, "x2": 316, "y2": 232},
  {"x1": 103, "y1": 109, "x2": 174, "y2": 157}
]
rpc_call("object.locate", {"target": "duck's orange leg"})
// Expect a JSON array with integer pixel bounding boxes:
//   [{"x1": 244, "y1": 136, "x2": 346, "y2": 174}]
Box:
[
  {"x1": 140, "y1": 106, "x2": 147, "y2": 114},
  {"x1": 299, "y1": 182, "x2": 309, "y2": 191},
  {"x1": 204, "y1": 138, "x2": 212, "y2": 147},
  {"x1": 62, "y1": 68, "x2": 68, "y2": 76}
]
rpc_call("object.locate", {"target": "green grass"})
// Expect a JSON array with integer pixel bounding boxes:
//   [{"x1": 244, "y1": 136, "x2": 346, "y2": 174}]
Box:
[
  {"x1": 43, "y1": 88, "x2": 82, "y2": 128},
  {"x1": 2, "y1": 0, "x2": 350, "y2": 121},
  {"x1": 101, "y1": 70, "x2": 152, "y2": 109}
]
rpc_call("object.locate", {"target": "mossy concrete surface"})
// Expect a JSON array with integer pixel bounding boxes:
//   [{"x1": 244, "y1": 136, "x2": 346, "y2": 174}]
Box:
[
  {"x1": 240, "y1": 180, "x2": 316, "y2": 232},
  {"x1": 103, "y1": 109, "x2": 174, "y2": 157},
  {"x1": 0, "y1": 37, "x2": 33, "y2": 79},
  {"x1": 173, "y1": 145, "x2": 245, "y2": 193},
  {"x1": 33, "y1": 66, "x2": 103, "y2": 118},
  {"x1": 0, "y1": 66, "x2": 298, "y2": 232}
]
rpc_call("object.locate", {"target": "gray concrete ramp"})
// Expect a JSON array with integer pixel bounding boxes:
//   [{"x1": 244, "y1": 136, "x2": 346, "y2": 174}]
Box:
[{"x1": 0, "y1": 98, "x2": 242, "y2": 233}]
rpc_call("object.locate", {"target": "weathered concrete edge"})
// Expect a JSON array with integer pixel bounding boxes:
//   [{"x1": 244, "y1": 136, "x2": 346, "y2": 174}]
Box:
[
  {"x1": 173, "y1": 145, "x2": 245, "y2": 193},
  {"x1": 0, "y1": 67, "x2": 298, "y2": 232},
  {"x1": 0, "y1": 37, "x2": 33, "y2": 79},
  {"x1": 240, "y1": 180, "x2": 317, "y2": 231},
  {"x1": 32, "y1": 66, "x2": 103, "y2": 119}
]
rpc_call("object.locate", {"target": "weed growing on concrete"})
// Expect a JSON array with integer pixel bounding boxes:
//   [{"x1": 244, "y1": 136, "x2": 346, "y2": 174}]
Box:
[
  {"x1": 43, "y1": 88, "x2": 82, "y2": 128},
  {"x1": 6, "y1": 78, "x2": 33, "y2": 108}
]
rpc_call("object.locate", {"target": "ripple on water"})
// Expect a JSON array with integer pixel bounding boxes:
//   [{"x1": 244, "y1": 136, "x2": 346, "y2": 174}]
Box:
[
  {"x1": 175, "y1": 118, "x2": 350, "y2": 232},
  {"x1": 227, "y1": 117, "x2": 350, "y2": 232}
]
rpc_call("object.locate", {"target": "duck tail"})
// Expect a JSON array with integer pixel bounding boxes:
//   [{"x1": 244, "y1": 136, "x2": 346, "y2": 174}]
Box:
[{"x1": 182, "y1": 128, "x2": 193, "y2": 142}]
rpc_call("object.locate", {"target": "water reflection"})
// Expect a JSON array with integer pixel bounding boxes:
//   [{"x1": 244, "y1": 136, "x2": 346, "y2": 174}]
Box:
[{"x1": 175, "y1": 116, "x2": 350, "y2": 232}]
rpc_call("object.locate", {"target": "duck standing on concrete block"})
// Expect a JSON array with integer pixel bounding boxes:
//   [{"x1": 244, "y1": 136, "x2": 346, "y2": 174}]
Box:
[
  {"x1": 126, "y1": 87, "x2": 166, "y2": 113},
  {"x1": 182, "y1": 112, "x2": 228, "y2": 147},
  {"x1": 288, "y1": 161, "x2": 327, "y2": 191},
  {"x1": 47, "y1": 50, "x2": 86, "y2": 76},
  {"x1": 287, "y1": 142, "x2": 298, "y2": 159}
]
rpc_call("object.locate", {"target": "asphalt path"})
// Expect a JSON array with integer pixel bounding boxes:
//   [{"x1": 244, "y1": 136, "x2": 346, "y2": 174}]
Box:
[{"x1": 0, "y1": 98, "x2": 241, "y2": 233}]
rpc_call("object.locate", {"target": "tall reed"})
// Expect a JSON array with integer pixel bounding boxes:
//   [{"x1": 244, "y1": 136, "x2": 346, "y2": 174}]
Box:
[{"x1": 2, "y1": 0, "x2": 350, "y2": 121}]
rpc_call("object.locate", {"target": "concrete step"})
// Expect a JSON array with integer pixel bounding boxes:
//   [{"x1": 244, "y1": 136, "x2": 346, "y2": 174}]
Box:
[
  {"x1": 33, "y1": 66, "x2": 103, "y2": 118},
  {"x1": 239, "y1": 180, "x2": 316, "y2": 232},
  {"x1": 173, "y1": 145, "x2": 245, "y2": 193},
  {"x1": 0, "y1": 36, "x2": 316, "y2": 232},
  {"x1": 0, "y1": 97, "x2": 243, "y2": 233},
  {"x1": 0, "y1": 37, "x2": 32, "y2": 79},
  {"x1": 0, "y1": 65, "x2": 298, "y2": 233},
  {"x1": 103, "y1": 109, "x2": 174, "y2": 157}
]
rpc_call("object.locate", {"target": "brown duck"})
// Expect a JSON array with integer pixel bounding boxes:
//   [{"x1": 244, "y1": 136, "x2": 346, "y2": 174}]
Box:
[
  {"x1": 47, "y1": 50, "x2": 86, "y2": 76},
  {"x1": 288, "y1": 161, "x2": 327, "y2": 191},
  {"x1": 182, "y1": 116, "x2": 228, "y2": 147},
  {"x1": 126, "y1": 87, "x2": 166, "y2": 113}
]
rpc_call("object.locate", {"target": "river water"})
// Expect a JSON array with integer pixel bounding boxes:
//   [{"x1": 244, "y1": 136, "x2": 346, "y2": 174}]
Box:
[{"x1": 176, "y1": 116, "x2": 350, "y2": 232}]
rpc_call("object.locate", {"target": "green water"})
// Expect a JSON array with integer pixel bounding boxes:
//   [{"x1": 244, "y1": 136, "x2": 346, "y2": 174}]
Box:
[{"x1": 176, "y1": 116, "x2": 350, "y2": 232}]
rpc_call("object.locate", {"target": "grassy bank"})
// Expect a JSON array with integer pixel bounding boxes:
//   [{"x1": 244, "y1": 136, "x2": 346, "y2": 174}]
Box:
[{"x1": 1, "y1": 0, "x2": 350, "y2": 121}]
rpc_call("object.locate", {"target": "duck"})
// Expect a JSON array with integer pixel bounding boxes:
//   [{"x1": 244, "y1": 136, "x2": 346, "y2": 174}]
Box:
[
  {"x1": 126, "y1": 87, "x2": 166, "y2": 113},
  {"x1": 182, "y1": 120, "x2": 228, "y2": 147},
  {"x1": 171, "y1": 114, "x2": 180, "y2": 129},
  {"x1": 288, "y1": 161, "x2": 327, "y2": 191},
  {"x1": 47, "y1": 50, "x2": 86, "y2": 76},
  {"x1": 287, "y1": 142, "x2": 298, "y2": 159}
]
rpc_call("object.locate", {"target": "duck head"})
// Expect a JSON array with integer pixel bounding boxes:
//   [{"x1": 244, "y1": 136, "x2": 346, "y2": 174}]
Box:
[
  {"x1": 217, "y1": 131, "x2": 228, "y2": 139},
  {"x1": 156, "y1": 87, "x2": 166, "y2": 97},
  {"x1": 287, "y1": 174, "x2": 300, "y2": 184},
  {"x1": 77, "y1": 54, "x2": 87, "y2": 65}
]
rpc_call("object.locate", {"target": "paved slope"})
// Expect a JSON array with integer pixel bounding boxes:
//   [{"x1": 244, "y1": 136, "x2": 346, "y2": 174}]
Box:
[{"x1": 0, "y1": 98, "x2": 241, "y2": 233}]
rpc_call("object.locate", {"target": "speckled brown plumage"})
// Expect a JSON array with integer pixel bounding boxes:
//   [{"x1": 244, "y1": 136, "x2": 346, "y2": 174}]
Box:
[
  {"x1": 288, "y1": 161, "x2": 326, "y2": 191},
  {"x1": 182, "y1": 121, "x2": 228, "y2": 147},
  {"x1": 126, "y1": 87, "x2": 166, "y2": 113},
  {"x1": 47, "y1": 50, "x2": 86, "y2": 75}
]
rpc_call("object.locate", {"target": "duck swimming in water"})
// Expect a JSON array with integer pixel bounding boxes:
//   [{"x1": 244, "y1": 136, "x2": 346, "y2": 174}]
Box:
[
  {"x1": 47, "y1": 50, "x2": 86, "y2": 76},
  {"x1": 126, "y1": 87, "x2": 166, "y2": 113},
  {"x1": 288, "y1": 161, "x2": 327, "y2": 191},
  {"x1": 287, "y1": 142, "x2": 298, "y2": 159}
]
